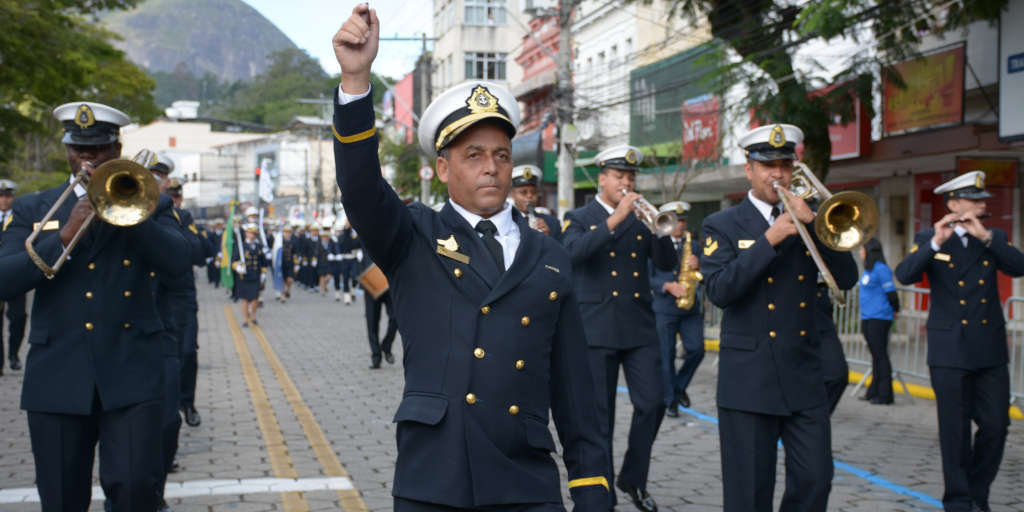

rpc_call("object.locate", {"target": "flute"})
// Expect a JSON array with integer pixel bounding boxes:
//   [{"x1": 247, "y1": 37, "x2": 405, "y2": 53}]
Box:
[{"x1": 947, "y1": 213, "x2": 991, "y2": 226}]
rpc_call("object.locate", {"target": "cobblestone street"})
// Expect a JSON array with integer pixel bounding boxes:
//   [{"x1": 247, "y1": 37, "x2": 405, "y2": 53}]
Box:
[{"x1": 0, "y1": 282, "x2": 1021, "y2": 511}]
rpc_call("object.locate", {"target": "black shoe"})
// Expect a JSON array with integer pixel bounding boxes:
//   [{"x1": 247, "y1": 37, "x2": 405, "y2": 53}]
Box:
[
  {"x1": 858, "y1": 394, "x2": 874, "y2": 401},
  {"x1": 252, "y1": 319, "x2": 259, "y2": 326},
  {"x1": 9, "y1": 358, "x2": 20, "y2": 370},
  {"x1": 384, "y1": 352, "x2": 395, "y2": 365},
  {"x1": 677, "y1": 391, "x2": 691, "y2": 409},
  {"x1": 242, "y1": 322, "x2": 249, "y2": 328},
  {"x1": 665, "y1": 403, "x2": 679, "y2": 418},
  {"x1": 169, "y1": 459, "x2": 179, "y2": 473},
  {"x1": 870, "y1": 397, "x2": 894, "y2": 405},
  {"x1": 369, "y1": 360, "x2": 382, "y2": 369},
  {"x1": 182, "y1": 406, "x2": 202, "y2": 427},
  {"x1": 158, "y1": 498, "x2": 172, "y2": 512},
  {"x1": 616, "y1": 479, "x2": 658, "y2": 512}
]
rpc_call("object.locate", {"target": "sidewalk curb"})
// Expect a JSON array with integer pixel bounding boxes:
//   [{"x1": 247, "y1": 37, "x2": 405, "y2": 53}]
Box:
[{"x1": 702, "y1": 339, "x2": 1023, "y2": 420}]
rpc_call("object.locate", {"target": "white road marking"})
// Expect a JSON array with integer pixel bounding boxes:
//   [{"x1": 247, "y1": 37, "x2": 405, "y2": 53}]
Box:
[{"x1": 0, "y1": 476, "x2": 354, "y2": 503}]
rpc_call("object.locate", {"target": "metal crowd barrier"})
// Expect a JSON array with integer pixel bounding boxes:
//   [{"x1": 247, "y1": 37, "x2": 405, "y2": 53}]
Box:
[{"x1": 700, "y1": 287, "x2": 1024, "y2": 409}]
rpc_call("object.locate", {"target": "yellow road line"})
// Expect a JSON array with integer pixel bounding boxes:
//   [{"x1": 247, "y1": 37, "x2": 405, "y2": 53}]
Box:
[
  {"x1": 224, "y1": 306, "x2": 309, "y2": 511},
  {"x1": 253, "y1": 325, "x2": 369, "y2": 512},
  {"x1": 704, "y1": 338, "x2": 1023, "y2": 420}
]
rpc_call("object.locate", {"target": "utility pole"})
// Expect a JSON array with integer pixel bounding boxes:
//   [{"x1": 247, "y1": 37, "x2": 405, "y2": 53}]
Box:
[
  {"x1": 555, "y1": 0, "x2": 575, "y2": 219},
  {"x1": 414, "y1": 33, "x2": 433, "y2": 205}
]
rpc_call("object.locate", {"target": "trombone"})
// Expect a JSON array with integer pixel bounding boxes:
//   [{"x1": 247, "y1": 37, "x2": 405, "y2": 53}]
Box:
[
  {"x1": 25, "y1": 149, "x2": 160, "y2": 279},
  {"x1": 620, "y1": 188, "x2": 677, "y2": 237},
  {"x1": 772, "y1": 162, "x2": 878, "y2": 303}
]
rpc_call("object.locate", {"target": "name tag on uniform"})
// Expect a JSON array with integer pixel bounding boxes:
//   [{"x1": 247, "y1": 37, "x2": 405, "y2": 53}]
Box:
[
  {"x1": 934, "y1": 252, "x2": 951, "y2": 262},
  {"x1": 738, "y1": 240, "x2": 755, "y2": 249},
  {"x1": 33, "y1": 220, "x2": 59, "y2": 231}
]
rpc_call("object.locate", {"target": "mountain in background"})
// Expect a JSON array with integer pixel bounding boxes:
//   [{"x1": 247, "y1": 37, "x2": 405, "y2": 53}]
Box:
[{"x1": 100, "y1": 0, "x2": 304, "y2": 83}]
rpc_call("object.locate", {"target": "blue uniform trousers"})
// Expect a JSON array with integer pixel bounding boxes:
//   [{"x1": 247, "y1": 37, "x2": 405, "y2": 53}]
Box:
[
  {"x1": 929, "y1": 365, "x2": 1009, "y2": 512},
  {"x1": 718, "y1": 403, "x2": 832, "y2": 512},
  {"x1": 28, "y1": 395, "x2": 163, "y2": 512},
  {"x1": 179, "y1": 308, "x2": 199, "y2": 409},
  {"x1": 0, "y1": 294, "x2": 27, "y2": 365},
  {"x1": 654, "y1": 312, "x2": 704, "y2": 407},
  {"x1": 394, "y1": 497, "x2": 565, "y2": 511}
]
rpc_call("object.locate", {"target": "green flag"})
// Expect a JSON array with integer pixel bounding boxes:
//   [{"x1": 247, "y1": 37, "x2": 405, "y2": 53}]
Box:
[{"x1": 220, "y1": 202, "x2": 236, "y2": 289}]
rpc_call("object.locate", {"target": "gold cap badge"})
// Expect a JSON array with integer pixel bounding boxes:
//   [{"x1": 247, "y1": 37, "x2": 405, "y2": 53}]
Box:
[
  {"x1": 975, "y1": 172, "x2": 985, "y2": 189},
  {"x1": 769, "y1": 125, "x2": 786, "y2": 148},
  {"x1": 523, "y1": 168, "x2": 534, "y2": 180},
  {"x1": 74, "y1": 104, "x2": 95, "y2": 129},
  {"x1": 467, "y1": 86, "x2": 499, "y2": 114},
  {"x1": 625, "y1": 149, "x2": 638, "y2": 165}
]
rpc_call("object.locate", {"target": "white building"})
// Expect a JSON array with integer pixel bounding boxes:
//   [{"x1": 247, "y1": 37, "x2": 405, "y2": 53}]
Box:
[{"x1": 432, "y1": 0, "x2": 526, "y2": 97}]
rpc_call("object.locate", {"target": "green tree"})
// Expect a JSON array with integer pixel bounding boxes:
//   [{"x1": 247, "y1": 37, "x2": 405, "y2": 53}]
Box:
[
  {"x1": 0, "y1": 0, "x2": 160, "y2": 188},
  {"x1": 638, "y1": 0, "x2": 1007, "y2": 178}
]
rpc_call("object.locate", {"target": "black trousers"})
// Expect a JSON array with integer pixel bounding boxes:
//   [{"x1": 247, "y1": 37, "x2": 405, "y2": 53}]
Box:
[
  {"x1": 587, "y1": 342, "x2": 664, "y2": 501},
  {"x1": 655, "y1": 312, "x2": 705, "y2": 407},
  {"x1": 818, "y1": 326, "x2": 849, "y2": 415},
  {"x1": 159, "y1": 334, "x2": 182, "y2": 497},
  {"x1": 28, "y1": 396, "x2": 163, "y2": 512},
  {"x1": 929, "y1": 365, "x2": 1010, "y2": 512},
  {"x1": 0, "y1": 294, "x2": 27, "y2": 364},
  {"x1": 718, "y1": 404, "x2": 833, "y2": 512},
  {"x1": 365, "y1": 291, "x2": 397, "y2": 362},
  {"x1": 862, "y1": 319, "x2": 893, "y2": 402},
  {"x1": 206, "y1": 263, "x2": 219, "y2": 286},
  {"x1": 394, "y1": 497, "x2": 565, "y2": 511},
  {"x1": 178, "y1": 309, "x2": 199, "y2": 409}
]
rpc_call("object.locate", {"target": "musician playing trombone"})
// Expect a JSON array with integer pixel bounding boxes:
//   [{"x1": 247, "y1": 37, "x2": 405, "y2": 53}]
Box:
[
  {"x1": 0, "y1": 101, "x2": 190, "y2": 511},
  {"x1": 700, "y1": 124, "x2": 858, "y2": 512},
  {"x1": 561, "y1": 145, "x2": 677, "y2": 512}
]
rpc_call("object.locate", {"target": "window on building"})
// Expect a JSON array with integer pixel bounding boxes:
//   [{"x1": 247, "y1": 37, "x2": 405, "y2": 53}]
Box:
[
  {"x1": 465, "y1": 52, "x2": 507, "y2": 80},
  {"x1": 465, "y1": 0, "x2": 506, "y2": 26}
]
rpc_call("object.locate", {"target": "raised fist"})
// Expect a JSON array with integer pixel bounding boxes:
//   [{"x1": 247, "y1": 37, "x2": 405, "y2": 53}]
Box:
[{"x1": 333, "y1": 3, "x2": 380, "y2": 95}]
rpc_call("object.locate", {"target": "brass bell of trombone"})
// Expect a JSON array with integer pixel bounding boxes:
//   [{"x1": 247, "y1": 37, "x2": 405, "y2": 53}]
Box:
[{"x1": 24, "y1": 149, "x2": 160, "y2": 279}]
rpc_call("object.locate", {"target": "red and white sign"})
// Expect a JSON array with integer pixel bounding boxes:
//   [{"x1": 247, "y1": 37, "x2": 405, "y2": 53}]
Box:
[
  {"x1": 681, "y1": 95, "x2": 720, "y2": 160},
  {"x1": 419, "y1": 166, "x2": 434, "y2": 181}
]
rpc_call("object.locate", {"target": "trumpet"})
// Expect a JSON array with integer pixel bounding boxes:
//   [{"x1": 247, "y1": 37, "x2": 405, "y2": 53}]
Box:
[
  {"x1": 772, "y1": 162, "x2": 878, "y2": 304},
  {"x1": 619, "y1": 188, "x2": 677, "y2": 237},
  {"x1": 25, "y1": 149, "x2": 160, "y2": 279},
  {"x1": 947, "y1": 213, "x2": 991, "y2": 226}
]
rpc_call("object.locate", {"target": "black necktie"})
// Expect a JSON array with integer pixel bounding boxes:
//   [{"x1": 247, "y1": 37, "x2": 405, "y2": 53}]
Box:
[
  {"x1": 770, "y1": 206, "x2": 780, "y2": 223},
  {"x1": 475, "y1": 220, "x2": 505, "y2": 272}
]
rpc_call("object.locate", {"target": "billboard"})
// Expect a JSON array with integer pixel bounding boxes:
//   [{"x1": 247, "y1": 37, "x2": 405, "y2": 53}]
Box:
[
  {"x1": 630, "y1": 43, "x2": 717, "y2": 147},
  {"x1": 999, "y1": 0, "x2": 1024, "y2": 142},
  {"x1": 883, "y1": 45, "x2": 965, "y2": 136},
  {"x1": 681, "y1": 95, "x2": 719, "y2": 160}
]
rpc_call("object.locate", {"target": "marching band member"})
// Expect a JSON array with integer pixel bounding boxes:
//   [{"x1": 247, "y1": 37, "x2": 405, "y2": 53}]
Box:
[
  {"x1": 561, "y1": 144, "x2": 676, "y2": 512},
  {"x1": 509, "y1": 164, "x2": 560, "y2": 239},
  {"x1": 331, "y1": 5, "x2": 609, "y2": 510},
  {"x1": 894, "y1": 171, "x2": 1024, "y2": 512},
  {"x1": 0, "y1": 101, "x2": 189, "y2": 511},
  {"x1": 0, "y1": 179, "x2": 27, "y2": 374},
  {"x1": 233, "y1": 224, "x2": 267, "y2": 327},
  {"x1": 700, "y1": 124, "x2": 857, "y2": 512},
  {"x1": 649, "y1": 201, "x2": 704, "y2": 416}
]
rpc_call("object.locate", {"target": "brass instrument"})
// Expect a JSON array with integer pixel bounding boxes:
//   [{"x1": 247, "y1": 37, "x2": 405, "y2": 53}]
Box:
[
  {"x1": 772, "y1": 162, "x2": 878, "y2": 303},
  {"x1": 25, "y1": 150, "x2": 160, "y2": 279},
  {"x1": 619, "y1": 188, "x2": 677, "y2": 237},
  {"x1": 948, "y1": 213, "x2": 991, "y2": 226},
  {"x1": 675, "y1": 230, "x2": 703, "y2": 310},
  {"x1": 526, "y1": 202, "x2": 541, "y2": 231}
]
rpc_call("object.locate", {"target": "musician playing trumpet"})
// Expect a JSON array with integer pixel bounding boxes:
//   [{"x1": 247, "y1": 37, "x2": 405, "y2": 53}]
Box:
[
  {"x1": 0, "y1": 101, "x2": 190, "y2": 511},
  {"x1": 562, "y1": 144, "x2": 677, "y2": 512},
  {"x1": 700, "y1": 124, "x2": 858, "y2": 512},
  {"x1": 649, "y1": 201, "x2": 704, "y2": 417}
]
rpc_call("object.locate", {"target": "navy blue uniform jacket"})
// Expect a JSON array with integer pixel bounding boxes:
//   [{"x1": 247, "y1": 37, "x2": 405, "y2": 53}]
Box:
[
  {"x1": 894, "y1": 228, "x2": 1024, "y2": 369},
  {"x1": 333, "y1": 91, "x2": 608, "y2": 509},
  {"x1": 700, "y1": 197, "x2": 858, "y2": 415},
  {"x1": 649, "y1": 233, "x2": 702, "y2": 317},
  {"x1": 561, "y1": 200, "x2": 676, "y2": 349},
  {"x1": 0, "y1": 185, "x2": 189, "y2": 414}
]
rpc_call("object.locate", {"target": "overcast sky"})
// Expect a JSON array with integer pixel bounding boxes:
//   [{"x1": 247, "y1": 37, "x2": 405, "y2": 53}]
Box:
[{"x1": 241, "y1": 0, "x2": 434, "y2": 80}]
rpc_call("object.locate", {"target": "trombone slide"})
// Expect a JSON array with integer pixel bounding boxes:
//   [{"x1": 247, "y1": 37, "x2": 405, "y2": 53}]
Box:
[{"x1": 772, "y1": 181, "x2": 845, "y2": 304}]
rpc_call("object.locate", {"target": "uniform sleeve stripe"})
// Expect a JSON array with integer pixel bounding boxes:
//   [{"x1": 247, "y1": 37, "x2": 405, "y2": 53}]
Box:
[
  {"x1": 568, "y1": 476, "x2": 609, "y2": 490},
  {"x1": 333, "y1": 125, "x2": 376, "y2": 144}
]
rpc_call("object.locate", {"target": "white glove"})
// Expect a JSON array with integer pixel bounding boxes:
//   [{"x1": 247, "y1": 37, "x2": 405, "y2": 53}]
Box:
[{"x1": 234, "y1": 262, "x2": 246, "y2": 275}]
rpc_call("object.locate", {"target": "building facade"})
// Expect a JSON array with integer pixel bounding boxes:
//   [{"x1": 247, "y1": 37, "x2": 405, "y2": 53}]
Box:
[{"x1": 432, "y1": 0, "x2": 526, "y2": 98}]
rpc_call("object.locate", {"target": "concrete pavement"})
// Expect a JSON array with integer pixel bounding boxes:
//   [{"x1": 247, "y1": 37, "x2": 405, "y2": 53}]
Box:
[{"x1": 0, "y1": 281, "x2": 1021, "y2": 511}]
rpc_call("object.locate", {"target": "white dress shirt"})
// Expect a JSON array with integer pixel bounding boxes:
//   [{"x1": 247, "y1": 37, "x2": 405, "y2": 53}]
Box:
[
  {"x1": 449, "y1": 200, "x2": 520, "y2": 271},
  {"x1": 337, "y1": 85, "x2": 371, "y2": 105},
  {"x1": 0, "y1": 209, "x2": 11, "y2": 228},
  {"x1": 68, "y1": 174, "x2": 87, "y2": 200},
  {"x1": 747, "y1": 190, "x2": 782, "y2": 226},
  {"x1": 930, "y1": 225, "x2": 970, "y2": 252}
]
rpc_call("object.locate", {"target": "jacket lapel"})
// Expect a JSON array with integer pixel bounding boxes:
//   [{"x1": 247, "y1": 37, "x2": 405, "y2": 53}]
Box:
[
  {"x1": 439, "y1": 203, "x2": 499, "y2": 287},
  {"x1": 483, "y1": 210, "x2": 542, "y2": 306},
  {"x1": 736, "y1": 197, "x2": 770, "y2": 239}
]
